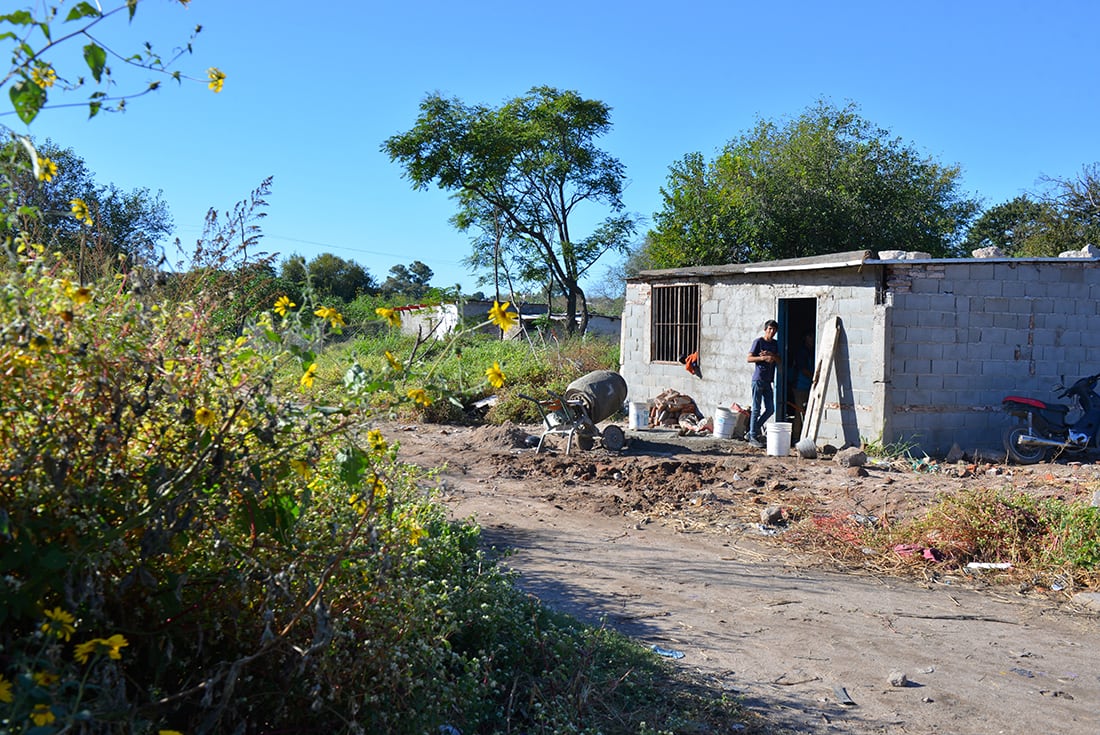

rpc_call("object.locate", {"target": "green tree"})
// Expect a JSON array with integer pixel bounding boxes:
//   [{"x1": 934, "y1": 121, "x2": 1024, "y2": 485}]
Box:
[
  {"x1": 963, "y1": 195, "x2": 1059, "y2": 256},
  {"x1": 281, "y1": 252, "x2": 374, "y2": 303},
  {"x1": 1039, "y1": 162, "x2": 1100, "y2": 251},
  {"x1": 3, "y1": 140, "x2": 172, "y2": 270},
  {"x1": 648, "y1": 100, "x2": 980, "y2": 267},
  {"x1": 383, "y1": 86, "x2": 639, "y2": 334},
  {"x1": 381, "y1": 259, "x2": 433, "y2": 298}
]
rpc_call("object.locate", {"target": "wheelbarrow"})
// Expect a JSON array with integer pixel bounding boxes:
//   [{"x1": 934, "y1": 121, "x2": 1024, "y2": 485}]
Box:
[{"x1": 520, "y1": 370, "x2": 628, "y2": 454}]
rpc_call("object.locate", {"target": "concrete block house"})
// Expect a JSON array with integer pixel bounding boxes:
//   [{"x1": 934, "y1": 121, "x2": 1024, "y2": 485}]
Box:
[{"x1": 619, "y1": 249, "x2": 1100, "y2": 455}]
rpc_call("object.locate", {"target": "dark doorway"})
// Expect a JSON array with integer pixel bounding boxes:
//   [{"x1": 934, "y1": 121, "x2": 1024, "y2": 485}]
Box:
[{"x1": 777, "y1": 298, "x2": 817, "y2": 436}]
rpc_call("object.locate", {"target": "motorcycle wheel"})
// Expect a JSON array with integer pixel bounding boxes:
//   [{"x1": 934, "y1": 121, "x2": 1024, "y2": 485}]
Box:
[{"x1": 1003, "y1": 425, "x2": 1047, "y2": 465}]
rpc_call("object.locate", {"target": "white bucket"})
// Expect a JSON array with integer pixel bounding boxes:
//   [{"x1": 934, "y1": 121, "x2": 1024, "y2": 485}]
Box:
[
  {"x1": 713, "y1": 407, "x2": 735, "y2": 439},
  {"x1": 628, "y1": 401, "x2": 649, "y2": 430},
  {"x1": 766, "y1": 422, "x2": 792, "y2": 456}
]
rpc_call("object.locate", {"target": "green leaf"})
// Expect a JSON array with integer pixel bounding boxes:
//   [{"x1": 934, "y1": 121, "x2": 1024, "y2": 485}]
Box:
[
  {"x1": 127, "y1": 0, "x2": 138, "y2": 20},
  {"x1": 88, "y1": 100, "x2": 100, "y2": 118},
  {"x1": 66, "y1": 2, "x2": 103, "y2": 21},
  {"x1": 83, "y1": 42, "x2": 106, "y2": 82},
  {"x1": 9, "y1": 79, "x2": 45, "y2": 124},
  {"x1": 0, "y1": 11, "x2": 34, "y2": 25},
  {"x1": 337, "y1": 447, "x2": 368, "y2": 486}
]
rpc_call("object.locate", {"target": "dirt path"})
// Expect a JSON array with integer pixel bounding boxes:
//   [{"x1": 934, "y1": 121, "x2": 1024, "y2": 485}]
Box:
[{"x1": 391, "y1": 422, "x2": 1100, "y2": 735}]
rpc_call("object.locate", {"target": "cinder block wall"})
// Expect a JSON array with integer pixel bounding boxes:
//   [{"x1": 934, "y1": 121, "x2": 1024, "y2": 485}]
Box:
[
  {"x1": 620, "y1": 269, "x2": 884, "y2": 448},
  {"x1": 884, "y1": 260, "x2": 1100, "y2": 454}
]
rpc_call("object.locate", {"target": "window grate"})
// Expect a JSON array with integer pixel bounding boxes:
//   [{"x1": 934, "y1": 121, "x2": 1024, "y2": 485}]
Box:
[{"x1": 650, "y1": 284, "x2": 700, "y2": 362}]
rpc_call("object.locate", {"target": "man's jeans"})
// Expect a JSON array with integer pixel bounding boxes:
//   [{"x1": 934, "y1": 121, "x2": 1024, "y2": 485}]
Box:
[{"x1": 749, "y1": 379, "x2": 774, "y2": 439}]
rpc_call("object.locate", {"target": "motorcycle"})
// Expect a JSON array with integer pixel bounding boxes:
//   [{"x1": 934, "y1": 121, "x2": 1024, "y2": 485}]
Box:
[{"x1": 1002, "y1": 372, "x2": 1100, "y2": 464}]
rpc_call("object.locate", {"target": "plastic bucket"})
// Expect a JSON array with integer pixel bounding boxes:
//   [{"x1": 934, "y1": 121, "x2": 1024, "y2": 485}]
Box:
[
  {"x1": 713, "y1": 407, "x2": 735, "y2": 439},
  {"x1": 628, "y1": 401, "x2": 649, "y2": 430},
  {"x1": 766, "y1": 422, "x2": 792, "y2": 456}
]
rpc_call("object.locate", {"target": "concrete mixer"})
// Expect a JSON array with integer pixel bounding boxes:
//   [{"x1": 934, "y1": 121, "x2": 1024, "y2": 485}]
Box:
[{"x1": 521, "y1": 370, "x2": 628, "y2": 454}]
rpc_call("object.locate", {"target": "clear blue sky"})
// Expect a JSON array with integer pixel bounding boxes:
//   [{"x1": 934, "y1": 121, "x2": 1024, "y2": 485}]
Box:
[{"x1": 13, "y1": 0, "x2": 1100, "y2": 294}]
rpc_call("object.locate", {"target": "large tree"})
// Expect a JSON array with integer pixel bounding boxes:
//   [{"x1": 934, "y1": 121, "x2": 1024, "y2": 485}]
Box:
[
  {"x1": 648, "y1": 100, "x2": 981, "y2": 267},
  {"x1": 381, "y1": 260, "x2": 433, "y2": 299},
  {"x1": 3, "y1": 140, "x2": 172, "y2": 270},
  {"x1": 280, "y1": 252, "x2": 374, "y2": 303},
  {"x1": 383, "y1": 86, "x2": 639, "y2": 334},
  {"x1": 964, "y1": 163, "x2": 1100, "y2": 257}
]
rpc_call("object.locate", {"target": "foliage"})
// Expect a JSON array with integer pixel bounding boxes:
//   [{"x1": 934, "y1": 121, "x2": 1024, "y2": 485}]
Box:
[
  {"x1": 1, "y1": 1, "x2": 219, "y2": 125},
  {"x1": 647, "y1": 99, "x2": 981, "y2": 267},
  {"x1": 1, "y1": 139, "x2": 173, "y2": 271},
  {"x1": 380, "y1": 259, "x2": 434, "y2": 298},
  {"x1": 383, "y1": 86, "x2": 640, "y2": 334},
  {"x1": 281, "y1": 251, "x2": 376, "y2": 304},
  {"x1": 794, "y1": 484, "x2": 1100, "y2": 587}
]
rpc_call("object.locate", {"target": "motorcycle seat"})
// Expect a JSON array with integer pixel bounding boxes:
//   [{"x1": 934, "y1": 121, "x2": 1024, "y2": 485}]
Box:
[{"x1": 1003, "y1": 396, "x2": 1070, "y2": 414}]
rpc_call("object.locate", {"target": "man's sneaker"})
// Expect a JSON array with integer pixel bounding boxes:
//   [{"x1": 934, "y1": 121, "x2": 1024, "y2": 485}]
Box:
[{"x1": 748, "y1": 437, "x2": 765, "y2": 449}]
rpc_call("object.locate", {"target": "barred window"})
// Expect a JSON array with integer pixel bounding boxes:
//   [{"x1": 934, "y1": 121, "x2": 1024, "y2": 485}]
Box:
[{"x1": 650, "y1": 284, "x2": 700, "y2": 362}]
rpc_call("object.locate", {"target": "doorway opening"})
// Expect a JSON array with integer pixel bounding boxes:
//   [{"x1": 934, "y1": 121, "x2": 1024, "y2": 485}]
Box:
[{"x1": 777, "y1": 298, "x2": 817, "y2": 439}]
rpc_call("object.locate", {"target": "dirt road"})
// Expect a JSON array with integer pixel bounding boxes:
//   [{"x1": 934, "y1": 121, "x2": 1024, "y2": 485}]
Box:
[{"x1": 392, "y1": 421, "x2": 1100, "y2": 734}]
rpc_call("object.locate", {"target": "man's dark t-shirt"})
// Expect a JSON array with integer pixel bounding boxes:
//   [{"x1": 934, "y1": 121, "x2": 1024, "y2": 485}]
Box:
[{"x1": 750, "y1": 336, "x2": 779, "y2": 384}]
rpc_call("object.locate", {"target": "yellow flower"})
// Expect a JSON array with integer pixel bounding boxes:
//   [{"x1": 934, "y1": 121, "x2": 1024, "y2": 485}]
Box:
[
  {"x1": 31, "y1": 64, "x2": 57, "y2": 88},
  {"x1": 366, "y1": 429, "x2": 387, "y2": 453},
  {"x1": 103, "y1": 633, "x2": 129, "y2": 659},
  {"x1": 314, "y1": 306, "x2": 345, "y2": 329},
  {"x1": 195, "y1": 407, "x2": 217, "y2": 428},
  {"x1": 375, "y1": 307, "x2": 401, "y2": 328},
  {"x1": 348, "y1": 493, "x2": 369, "y2": 514},
  {"x1": 207, "y1": 67, "x2": 226, "y2": 93},
  {"x1": 273, "y1": 295, "x2": 295, "y2": 317},
  {"x1": 67, "y1": 284, "x2": 93, "y2": 305},
  {"x1": 160, "y1": 731, "x2": 184, "y2": 735},
  {"x1": 41, "y1": 606, "x2": 77, "y2": 641},
  {"x1": 300, "y1": 362, "x2": 318, "y2": 389},
  {"x1": 31, "y1": 703, "x2": 56, "y2": 726},
  {"x1": 70, "y1": 198, "x2": 93, "y2": 226},
  {"x1": 74, "y1": 635, "x2": 126, "y2": 664},
  {"x1": 0, "y1": 674, "x2": 12, "y2": 703},
  {"x1": 38, "y1": 156, "x2": 58, "y2": 182},
  {"x1": 406, "y1": 387, "x2": 431, "y2": 407},
  {"x1": 408, "y1": 524, "x2": 427, "y2": 546},
  {"x1": 290, "y1": 459, "x2": 313, "y2": 479},
  {"x1": 33, "y1": 671, "x2": 59, "y2": 687},
  {"x1": 384, "y1": 350, "x2": 402, "y2": 371},
  {"x1": 485, "y1": 361, "x2": 506, "y2": 389},
  {"x1": 488, "y1": 300, "x2": 518, "y2": 332}
]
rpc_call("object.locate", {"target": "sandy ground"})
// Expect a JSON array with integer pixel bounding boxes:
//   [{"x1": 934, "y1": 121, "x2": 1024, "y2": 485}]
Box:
[{"x1": 388, "y1": 420, "x2": 1100, "y2": 735}]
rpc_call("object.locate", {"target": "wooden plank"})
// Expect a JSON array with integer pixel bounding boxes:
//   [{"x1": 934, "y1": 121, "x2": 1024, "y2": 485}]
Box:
[{"x1": 800, "y1": 316, "x2": 841, "y2": 442}]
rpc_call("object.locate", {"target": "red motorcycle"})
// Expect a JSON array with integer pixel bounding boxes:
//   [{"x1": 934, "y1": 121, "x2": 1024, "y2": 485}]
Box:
[{"x1": 1002, "y1": 372, "x2": 1100, "y2": 464}]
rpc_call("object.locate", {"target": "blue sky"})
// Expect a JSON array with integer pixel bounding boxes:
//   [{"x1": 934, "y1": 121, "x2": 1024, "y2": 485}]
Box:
[{"x1": 13, "y1": 0, "x2": 1100, "y2": 294}]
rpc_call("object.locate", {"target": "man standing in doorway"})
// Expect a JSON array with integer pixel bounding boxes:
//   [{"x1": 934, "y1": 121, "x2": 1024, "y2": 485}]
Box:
[{"x1": 746, "y1": 320, "x2": 781, "y2": 448}]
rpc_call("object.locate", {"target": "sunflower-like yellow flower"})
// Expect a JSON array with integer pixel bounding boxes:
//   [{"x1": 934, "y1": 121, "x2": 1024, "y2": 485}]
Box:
[
  {"x1": 40, "y1": 607, "x2": 77, "y2": 641},
  {"x1": 289, "y1": 459, "x2": 313, "y2": 479},
  {"x1": 300, "y1": 362, "x2": 318, "y2": 389},
  {"x1": 375, "y1": 307, "x2": 401, "y2": 328},
  {"x1": 384, "y1": 350, "x2": 402, "y2": 371},
  {"x1": 485, "y1": 361, "x2": 506, "y2": 389},
  {"x1": 366, "y1": 429, "x2": 388, "y2": 453},
  {"x1": 314, "y1": 306, "x2": 345, "y2": 328},
  {"x1": 74, "y1": 634, "x2": 128, "y2": 664},
  {"x1": 406, "y1": 387, "x2": 431, "y2": 407},
  {"x1": 273, "y1": 295, "x2": 295, "y2": 317},
  {"x1": 70, "y1": 198, "x2": 93, "y2": 226},
  {"x1": 207, "y1": 67, "x2": 226, "y2": 93},
  {"x1": 31, "y1": 703, "x2": 56, "y2": 726},
  {"x1": 195, "y1": 407, "x2": 217, "y2": 428},
  {"x1": 160, "y1": 730, "x2": 184, "y2": 735},
  {"x1": 488, "y1": 300, "x2": 517, "y2": 332},
  {"x1": 33, "y1": 671, "x2": 59, "y2": 687},
  {"x1": 31, "y1": 64, "x2": 57, "y2": 88},
  {"x1": 37, "y1": 156, "x2": 58, "y2": 182},
  {"x1": 0, "y1": 674, "x2": 12, "y2": 703}
]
